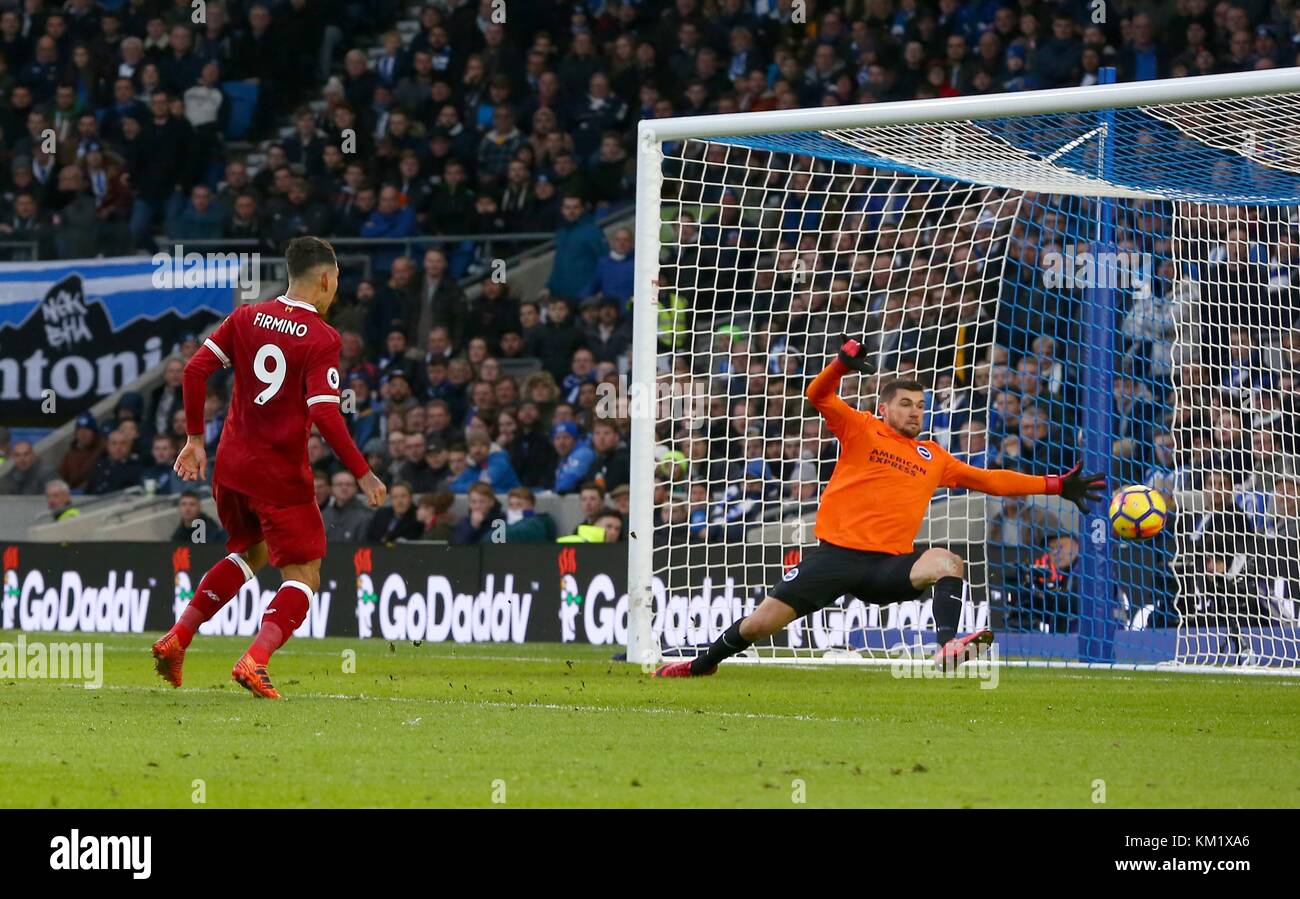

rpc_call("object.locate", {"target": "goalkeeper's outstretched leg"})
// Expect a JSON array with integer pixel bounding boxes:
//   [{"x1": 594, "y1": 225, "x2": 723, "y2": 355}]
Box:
[{"x1": 654, "y1": 546, "x2": 987, "y2": 677}]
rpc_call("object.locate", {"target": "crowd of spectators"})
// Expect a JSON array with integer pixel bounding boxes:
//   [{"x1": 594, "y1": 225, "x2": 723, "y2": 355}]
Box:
[
  {"x1": 647, "y1": 144, "x2": 1300, "y2": 628},
  {"x1": 0, "y1": 0, "x2": 643, "y2": 263}
]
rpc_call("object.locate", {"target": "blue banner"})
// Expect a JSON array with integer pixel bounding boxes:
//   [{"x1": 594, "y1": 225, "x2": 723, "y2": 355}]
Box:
[{"x1": 0, "y1": 257, "x2": 236, "y2": 422}]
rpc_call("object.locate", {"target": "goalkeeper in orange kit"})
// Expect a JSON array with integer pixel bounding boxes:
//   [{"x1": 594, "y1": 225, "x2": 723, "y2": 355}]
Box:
[{"x1": 655, "y1": 335, "x2": 1106, "y2": 677}]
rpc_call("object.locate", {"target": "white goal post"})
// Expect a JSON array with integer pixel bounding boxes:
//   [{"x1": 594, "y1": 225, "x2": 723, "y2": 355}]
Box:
[{"x1": 627, "y1": 67, "x2": 1300, "y2": 672}]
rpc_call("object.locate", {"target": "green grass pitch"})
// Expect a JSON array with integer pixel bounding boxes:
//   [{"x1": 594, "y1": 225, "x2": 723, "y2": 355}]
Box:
[{"x1": 2, "y1": 631, "x2": 1298, "y2": 808}]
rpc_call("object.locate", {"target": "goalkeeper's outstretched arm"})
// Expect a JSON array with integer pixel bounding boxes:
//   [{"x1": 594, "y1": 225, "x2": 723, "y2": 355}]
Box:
[{"x1": 943, "y1": 456, "x2": 1106, "y2": 513}]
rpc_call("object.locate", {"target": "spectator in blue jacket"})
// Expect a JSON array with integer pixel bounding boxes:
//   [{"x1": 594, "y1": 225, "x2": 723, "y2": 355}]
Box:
[
  {"x1": 451, "y1": 432, "x2": 520, "y2": 493},
  {"x1": 546, "y1": 195, "x2": 607, "y2": 301},
  {"x1": 451, "y1": 482, "x2": 506, "y2": 545},
  {"x1": 582, "y1": 226, "x2": 634, "y2": 311},
  {"x1": 167, "y1": 184, "x2": 223, "y2": 240},
  {"x1": 361, "y1": 184, "x2": 417, "y2": 274},
  {"x1": 552, "y1": 421, "x2": 595, "y2": 494},
  {"x1": 345, "y1": 373, "x2": 382, "y2": 450}
]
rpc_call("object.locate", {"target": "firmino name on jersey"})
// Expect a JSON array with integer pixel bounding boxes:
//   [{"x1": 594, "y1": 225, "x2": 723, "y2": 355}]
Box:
[{"x1": 253, "y1": 311, "x2": 310, "y2": 337}]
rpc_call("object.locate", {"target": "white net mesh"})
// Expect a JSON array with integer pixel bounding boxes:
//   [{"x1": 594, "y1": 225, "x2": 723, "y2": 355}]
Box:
[{"x1": 640, "y1": 87, "x2": 1300, "y2": 670}]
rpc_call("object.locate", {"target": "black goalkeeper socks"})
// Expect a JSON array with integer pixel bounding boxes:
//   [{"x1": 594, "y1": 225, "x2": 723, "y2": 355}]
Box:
[
  {"x1": 932, "y1": 576, "x2": 965, "y2": 647},
  {"x1": 691, "y1": 619, "x2": 753, "y2": 673}
]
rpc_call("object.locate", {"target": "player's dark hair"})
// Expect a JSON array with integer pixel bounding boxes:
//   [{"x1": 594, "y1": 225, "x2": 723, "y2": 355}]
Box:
[
  {"x1": 285, "y1": 236, "x2": 337, "y2": 279},
  {"x1": 880, "y1": 378, "x2": 926, "y2": 404}
]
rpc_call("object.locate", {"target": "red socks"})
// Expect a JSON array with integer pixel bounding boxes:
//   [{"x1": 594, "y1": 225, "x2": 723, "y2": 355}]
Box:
[
  {"x1": 172, "y1": 554, "x2": 254, "y2": 648},
  {"x1": 248, "y1": 581, "x2": 312, "y2": 665},
  {"x1": 171, "y1": 559, "x2": 312, "y2": 667}
]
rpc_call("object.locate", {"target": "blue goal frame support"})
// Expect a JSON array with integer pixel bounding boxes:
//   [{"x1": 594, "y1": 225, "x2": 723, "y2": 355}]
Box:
[{"x1": 1078, "y1": 67, "x2": 1118, "y2": 662}]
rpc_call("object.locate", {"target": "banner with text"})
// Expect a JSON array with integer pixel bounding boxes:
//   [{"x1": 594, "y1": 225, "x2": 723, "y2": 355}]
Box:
[{"x1": 0, "y1": 257, "x2": 236, "y2": 422}]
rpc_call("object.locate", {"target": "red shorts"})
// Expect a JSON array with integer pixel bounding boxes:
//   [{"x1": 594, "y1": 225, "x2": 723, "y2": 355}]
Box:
[{"x1": 214, "y1": 482, "x2": 326, "y2": 568}]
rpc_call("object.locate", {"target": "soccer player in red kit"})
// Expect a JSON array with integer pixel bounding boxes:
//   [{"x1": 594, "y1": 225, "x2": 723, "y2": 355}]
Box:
[
  {"x1": 151, "y1": 237, "x2": 387, "y2": 698},
  {"x1": 656, "y1": 335, "x2": 1106, "y2": 678}
]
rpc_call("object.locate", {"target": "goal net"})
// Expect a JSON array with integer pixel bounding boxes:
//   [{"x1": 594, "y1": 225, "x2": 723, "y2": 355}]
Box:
[{"x1": 625, "y1": 70, "x2": 1300, "y2": 672}]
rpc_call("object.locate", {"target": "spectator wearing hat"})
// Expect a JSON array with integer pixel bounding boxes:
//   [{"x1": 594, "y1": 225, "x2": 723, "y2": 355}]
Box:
[
  {"x1": 585, "y1": 296, "x2": 630, "y2": 364},
  {"x1": 1002, "y1": 44, "x2": 1036, "y2": 92},
  {"x1": 59, "y1": 412, "x2": 104, "y2": 491},
  {"x1": 375, "y1": 322, "x2": 418, "y2": 379},
  {"x1": 422, "y1": 439, "x2": 455, "y2": 491},
  {"x1": 702, "y1": 460, "x2": 772, "y2": 542},
  {"x1": 451, "y1": 431, "x2": 520, "y2": 493},
  {"x1": 552, "y1": 421, "x2": 596, "y2": 494},
  {"x1": 608, "y1": 482, "x2": 630, "y2": 519},
  {"x1": 380, "y1": 365, "x2": 419, "y2": 419}
]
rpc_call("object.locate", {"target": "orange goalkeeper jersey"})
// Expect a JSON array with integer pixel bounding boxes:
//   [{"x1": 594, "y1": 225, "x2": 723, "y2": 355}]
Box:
[{"x1": 807, "y1": 364, "x2": 1048, "y2": 554}]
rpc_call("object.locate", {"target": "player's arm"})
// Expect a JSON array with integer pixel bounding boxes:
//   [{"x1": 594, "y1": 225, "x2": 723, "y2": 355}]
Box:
[
  {"x1": 175, "y1": 322, "x2": 236, "y2": 480},
  {"x1": 307, "y1": 338, "x2": 387, "y2": 507},
  {"x1": 941, "y1": 454, "x2": 1106, "y2": 512},
  {"x1": 805, "y1": 334, "x2": 876, "y2": 438}
]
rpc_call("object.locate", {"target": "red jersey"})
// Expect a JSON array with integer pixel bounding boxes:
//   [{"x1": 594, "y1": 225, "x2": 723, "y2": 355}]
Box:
[{"x1": 201, "y1": 296, "x2": 347, "y2": 506}]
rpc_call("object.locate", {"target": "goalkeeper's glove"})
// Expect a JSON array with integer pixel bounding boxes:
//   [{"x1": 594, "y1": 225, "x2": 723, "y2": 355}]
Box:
[
  {"x1": 835, "y1": 333, "x2": 876, "y2": 375},
  {"x1": 1045, "y1": 461, "x2": 1107, "y2": 513}
]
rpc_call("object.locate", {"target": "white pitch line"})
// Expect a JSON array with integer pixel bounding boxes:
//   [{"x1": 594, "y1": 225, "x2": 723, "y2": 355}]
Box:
[
  {"x1": 55, "y1": 682, "x2": 861, "y2": 724},
  {"x1": 98, "y1": 644, "x2": 588, "y2": 665}
]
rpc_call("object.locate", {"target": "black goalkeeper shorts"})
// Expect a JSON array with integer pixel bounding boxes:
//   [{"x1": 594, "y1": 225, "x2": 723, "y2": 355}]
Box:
[{"x1": 768, "y1": 542, "x2": 928, "y2": 617}]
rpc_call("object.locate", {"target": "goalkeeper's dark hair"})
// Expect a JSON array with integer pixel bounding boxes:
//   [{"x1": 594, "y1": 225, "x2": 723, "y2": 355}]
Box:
[
  {"x1": 285, "y1": 236, "x2": 337, "y2": 279},
  {"x1": 880, "y1": 378, "x2": 926, "y2": 404}
]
